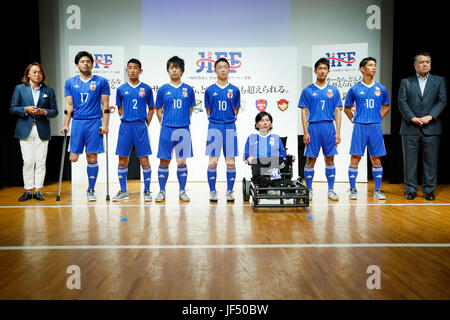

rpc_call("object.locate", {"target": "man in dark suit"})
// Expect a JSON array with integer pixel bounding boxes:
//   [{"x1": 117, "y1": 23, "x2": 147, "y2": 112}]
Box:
[
  {"x1": 398, "y1": 53, "x2": 447, "y2": 200},
  {"x1": 10, "y1": 62, "x2": 58, "y2": 201}
]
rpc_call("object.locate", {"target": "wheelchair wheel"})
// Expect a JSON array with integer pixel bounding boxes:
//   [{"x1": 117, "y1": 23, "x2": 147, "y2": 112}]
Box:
[{"x1": 242, "y1": 178, "x2": 251, "y2": 202}]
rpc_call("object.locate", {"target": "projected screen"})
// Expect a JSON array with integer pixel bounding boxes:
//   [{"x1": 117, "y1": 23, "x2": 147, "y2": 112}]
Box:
[
  {"x1": 141, "y1": 0, "x2": 291, "y2": 45},
  {"x1": 40, "y1": 0, "x2": 393, "y2": 183}
]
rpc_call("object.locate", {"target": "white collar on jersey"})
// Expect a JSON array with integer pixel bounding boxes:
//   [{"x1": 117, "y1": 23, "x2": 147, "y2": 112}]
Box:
[
  {"x1": 313, "y1": 83, "x2": 327, "y2": 90},
  {"x1": 79, "y1": 75, "x2": 93, "y2": 83},
  {"x1": 169, "y1": 82, "x2": 183, "y2": 89},
  {"x1": 216, "y1": 82, "x2": 229, "y2": 90},
  {"x1": 257, "y1": 131, "x2": 272, "y2": 138},
  {"x1": 128, "y1": 81, "x2": 141, "y2": 88},
  {"x1": 361, "y1": 80, "x2": 376, "y2": 88}
]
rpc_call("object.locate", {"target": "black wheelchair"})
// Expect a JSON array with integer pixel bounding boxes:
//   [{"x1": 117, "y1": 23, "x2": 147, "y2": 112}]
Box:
[{"x1": 242, "y1": 137, "x2": 309, "y2": 210}]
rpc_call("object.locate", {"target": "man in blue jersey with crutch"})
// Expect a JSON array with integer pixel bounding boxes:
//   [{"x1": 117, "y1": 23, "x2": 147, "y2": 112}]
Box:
[
  {"x1": 61, "y1": 51, "x2": 110, "y2": 201},
  {"x1": 112, "y1": 58, "x2": 155, "y2": 202}
]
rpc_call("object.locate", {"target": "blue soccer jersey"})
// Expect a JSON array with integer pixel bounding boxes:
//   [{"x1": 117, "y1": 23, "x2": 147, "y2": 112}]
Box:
[
  {"x1": 155, "y1": 83, "x2": 195, "y2": 127},
  {"x1": 298, "y1": 84, "x2": 342, "y2": 123},
  {"x1": 344, "y1": 81, "x2": 390, "y2": 124},
  {"x1": 243, "y1": 133, "x2": 287, "y2": 160},
  {"x1": 64, "y1": 75, "x2": 110, "y2": 120},
  {"x1": 204, "y1": 83, "x2": 241, "y2": 124},
  {"x1": 116, "y1": 82, "x2": 154, "y2": 122}
]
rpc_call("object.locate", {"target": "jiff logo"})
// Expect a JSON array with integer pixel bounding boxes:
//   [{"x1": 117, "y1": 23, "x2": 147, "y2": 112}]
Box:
[
  {"x1": 93, "y1": 54, "x2": 113, "y2": 69},
  {"x1": 325, "y1": 51, "x2": 356, "y2": 67},
  {"x1": 196, "y1": 51, "x2": 242, "y2": 73}
]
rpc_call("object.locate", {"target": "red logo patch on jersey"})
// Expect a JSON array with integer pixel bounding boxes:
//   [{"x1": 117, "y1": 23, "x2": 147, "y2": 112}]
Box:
[
  {"x1": 375, "y1": 90, "x2": 381, "y2": 97},
  {"x1": 256, "y1": 99, "x2": 267, "y2": 112},
  {"x1": 277, "y1": 99, "x2": 289, "y2": 111},
  {"x1": 90, "y1": 81, "x2": 96, "y2": 91},
  {"x1": 228, "y1": 92, "x2": 233, "y2": 99},
  {"x1": 139, "y1": 88, "x2": 145, "y2": 97},
  {"x1": 327, "y1": 89, "x2": 333, "y2": 99}
]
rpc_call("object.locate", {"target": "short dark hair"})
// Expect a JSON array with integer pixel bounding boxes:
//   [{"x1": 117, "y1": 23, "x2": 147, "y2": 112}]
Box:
[
  {"x1": 166, "y1": 56, "x2": 185, "y2": 73},
  {"x1": 74, "y1": 51, "x2": 94, "y2": 65},
  {"x1": 255, "y1": 111, "x2": 273, "y2": 124},
  {"x1": 314, "y1": 57, "x2": 330, "y2": 70},
  {"x1": 414, "y1": 52, "x2": 432, "y2": 63},
  {"x1": 127, "y1": 58, "x2": 142, "y2": 69},
  {"x1": 359, "y1": 57, "x2": 377, "y2": 69},
  {"x1": 214, "y1": 57, "x2": 230, "y2": 69}
]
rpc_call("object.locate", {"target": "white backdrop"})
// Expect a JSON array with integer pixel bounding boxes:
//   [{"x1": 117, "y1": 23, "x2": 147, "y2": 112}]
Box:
[
  {"x1": 68, "y1": 46, "x2": 124, "y2": 184},
  {"x1": 139, "y1": 46, "x2": 299, "y2": 181},
  {"x1": 310, "y1": 43, "x2": 368, "y2": 182}
]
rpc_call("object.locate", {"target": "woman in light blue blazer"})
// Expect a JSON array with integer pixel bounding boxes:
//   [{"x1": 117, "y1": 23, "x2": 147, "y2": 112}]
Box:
[{"x1": 10, "y1": 62, "x2": 58, "y2": 201}]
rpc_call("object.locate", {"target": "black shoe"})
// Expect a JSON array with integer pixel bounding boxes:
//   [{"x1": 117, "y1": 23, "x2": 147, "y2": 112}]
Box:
[
  {"x1": 33, "y1": 191, "x2": 45, "y2": 201},
  {"x1": 405, "y1": 191, "x2": 417, "y2": 200},
  {"x1": 424, "y1": 191, "x2": 435, "y2": 201},
  {"x1": 19, "y1": 191, "x2": 32, "y2": 201}
]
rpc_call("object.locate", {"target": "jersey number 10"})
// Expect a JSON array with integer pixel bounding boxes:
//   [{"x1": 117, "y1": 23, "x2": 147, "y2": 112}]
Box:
[
  {"x1": 218, "y1": 100, "x2": 227, "y2": 111},
  {"x1": 365, "y1": 98, "x2": 375, "y2": 109},
  {"x1": 173, "y1": 99, "x2": 182, "y2": 109}
]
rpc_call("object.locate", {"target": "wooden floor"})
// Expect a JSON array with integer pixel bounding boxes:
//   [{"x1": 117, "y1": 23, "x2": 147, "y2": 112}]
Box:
[{"x1": 0, "y1": 180, "x2": 449, "y2": 300}]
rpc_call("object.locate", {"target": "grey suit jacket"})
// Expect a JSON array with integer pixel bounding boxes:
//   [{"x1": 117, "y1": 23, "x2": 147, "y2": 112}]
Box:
[
  {"x1": 398, "y1": 74, "x2": 447, "y2": 135},
  {"x1": 10, "y1": 83, "x2": 58, "y2": 140}
]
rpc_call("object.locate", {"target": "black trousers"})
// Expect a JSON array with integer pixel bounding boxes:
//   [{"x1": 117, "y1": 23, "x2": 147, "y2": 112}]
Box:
[{"x1": 401, "y1": 133, "x2": 440, "y2": 193}]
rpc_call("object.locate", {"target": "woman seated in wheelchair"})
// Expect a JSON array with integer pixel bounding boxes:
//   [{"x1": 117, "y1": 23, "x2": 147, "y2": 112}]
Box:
[{"x1": 244, "y1": 111, "x2": 295, "y2": 192}]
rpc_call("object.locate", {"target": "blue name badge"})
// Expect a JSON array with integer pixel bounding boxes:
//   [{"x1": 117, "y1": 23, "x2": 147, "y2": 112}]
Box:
[{"x1": 269, "y1": 167, "x2": 281, "y2": 180}]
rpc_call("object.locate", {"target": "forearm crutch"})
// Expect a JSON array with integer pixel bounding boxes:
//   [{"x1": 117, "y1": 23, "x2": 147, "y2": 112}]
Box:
[{"x1": 56, "y1": 129, "x2": 68, "y2": 201}]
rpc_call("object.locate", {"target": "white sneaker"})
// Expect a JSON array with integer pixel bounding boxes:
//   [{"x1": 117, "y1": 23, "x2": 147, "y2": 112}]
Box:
[
  {"x1": 328, "y1": 189, "x2": 339, "y2": 201},
  {"x1": 143, "y1": 190, "x2": 152, "y2": 202},
  {"x1": 374, "y1": 189, "x2": 386, "y2": 200},
  {"x1": 87, "y1": 189, "x2": 96, "y2": 201},
  {"x1": 155, "y1": 190, "x2": 166, "y2": 202},
  {"x1": 226, "y1": 190, "x2": 235, "y2": 202},
  {"x1": 308, "y1": 189, "x2": 313, "y2": 200},
  {"x1": 112, "y1": 190, "x2": 129, "y2": 202},
  {"x1": 209, "y1": 190, "x2": 218, "y2": 202},
  {"x1": 179, "y1": 190, "x2": 190, "y2": 202},
  {"x1": 349, "y1": 188, "x2": 357, "y2": 200}
]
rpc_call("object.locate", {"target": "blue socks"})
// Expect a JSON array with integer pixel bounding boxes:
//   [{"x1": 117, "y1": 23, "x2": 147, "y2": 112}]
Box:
[
  {"x1": 177, "y1": 165, "x2": 188, "y2": 191},
  {"x1": 118, "y1": 167, "x2": 128, "y2": 192},
  {"x1": 143, "y1": 167, "x2": 151, "y2": 191},
  {"x1": 325, "y1": 165, "x2": 336, "y2": 190},
  {"x1": 226, "y1": 167, "x2": 236, "y2": 191},
  {"x1": 304, "y1": 166, "x2": 314, "y2": 190},
  {"x1": 207, "y1": 166, "x2": 217, "y2": 191},
  {"x1": 348, "y1": 166, "x2": 358, "y2": 190},
  {"x1": 158, "y1": 166, "x2": 169, "y2": 191},
  {"x1": 87, "y1": 161, "x2": 99, "y2": 191},
  {"x1": 372, "y1": 166, "x2": 383, "y2": 190}
]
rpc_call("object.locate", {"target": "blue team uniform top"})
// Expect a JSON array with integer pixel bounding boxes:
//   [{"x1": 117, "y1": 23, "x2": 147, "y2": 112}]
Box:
[
  {"x1": 204, "y1": 83, "x2": 241, "y2": 124},
  {"x1": 64, "y1": 75, "x2": 110, "y2": 120},
  {"x1": 155, "y1": 83, "x2": 195, "y2": 127},
  {"x1": 116, "y1": 82, "x2": 154, "y2": 122},
  {"x1": 298, "y1": 84, "x2": 342, "y2": 123},
  {"x1": 344, "y1": 81, "x2": 390, "y2": 124},
  {"x1": 243, "y1": 133, "x2": 287, "y2": 160}
]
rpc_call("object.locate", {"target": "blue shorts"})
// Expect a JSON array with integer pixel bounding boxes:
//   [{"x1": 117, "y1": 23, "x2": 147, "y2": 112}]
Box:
[
  {"x1": 304, "y1": 121, "x2": 337, "y2": 158},
  {"x1": 157, "y1": 125, "x2": 193, "y2": 160},
  {"x1": 350, "y1": 123, "x2": 386, "y2": 157},
  {"x1": 116, "y1": 121, "x2": 152, "y2": 158},
  {"x1": 70, "y1": 118, "x2": 104, "y2": 154},
  {"x1": 205, "y1": 122, "x2": 238, "y2": 158}
]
